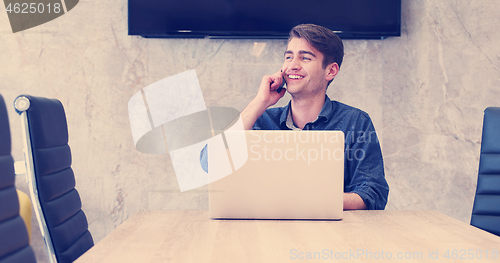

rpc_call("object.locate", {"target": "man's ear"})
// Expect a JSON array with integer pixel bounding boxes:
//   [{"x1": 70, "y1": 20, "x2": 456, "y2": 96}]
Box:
[{"x1": 325, "y1": 63, "x2": 339, "y2": 81}]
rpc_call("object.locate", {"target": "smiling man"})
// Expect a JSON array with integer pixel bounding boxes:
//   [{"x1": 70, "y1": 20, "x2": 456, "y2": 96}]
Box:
[{"x1": 240, "y1": 24, "x2": 389, "y2": 210}]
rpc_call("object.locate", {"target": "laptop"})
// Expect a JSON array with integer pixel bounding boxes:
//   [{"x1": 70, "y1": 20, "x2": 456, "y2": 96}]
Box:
[{"x1": 208, "y1": 130, "x2": 344, "y2": 220}]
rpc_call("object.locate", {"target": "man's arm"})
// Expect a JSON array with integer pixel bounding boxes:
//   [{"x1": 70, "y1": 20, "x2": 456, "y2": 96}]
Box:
[
  {"x1": 241, "y1": 71, "x2": 286, "y2": 130},
  {"x1": 343, "y1": 114, "x2": 389, "y2": 210},
  {"x1": 200, "y1": 71, "x2": 286, "y2": 172},
  {"x1": 343, "y1": 192, "x2": 367, "y2": 210}
]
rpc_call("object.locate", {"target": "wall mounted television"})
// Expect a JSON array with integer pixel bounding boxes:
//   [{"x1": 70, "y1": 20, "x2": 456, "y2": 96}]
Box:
[{"x1": 128, "y1": 0, "x2": 401, "y2": 39}]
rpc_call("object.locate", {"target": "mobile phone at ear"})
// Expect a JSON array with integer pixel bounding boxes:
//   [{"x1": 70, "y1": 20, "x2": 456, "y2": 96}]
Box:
[{"x1": 276, "y1": 77, "x2": 286, "y2": 93}]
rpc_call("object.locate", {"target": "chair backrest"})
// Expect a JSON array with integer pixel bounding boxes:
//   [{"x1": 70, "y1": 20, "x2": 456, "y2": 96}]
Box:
[
  {"x1": 471, "y1": 107, "x2": 500, "y2": 236},
  {"x1": 14, "y1": 95, "x2": 93, "y2": 263},
  {"x1": 0, "y1": 94, "x2": 37, "y2": 263}
]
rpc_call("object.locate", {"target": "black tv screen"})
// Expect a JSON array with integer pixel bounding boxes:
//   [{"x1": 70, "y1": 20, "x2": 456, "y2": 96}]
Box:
[{"x1": 128, "y1": 0, "x2": 401, "y2": 39}]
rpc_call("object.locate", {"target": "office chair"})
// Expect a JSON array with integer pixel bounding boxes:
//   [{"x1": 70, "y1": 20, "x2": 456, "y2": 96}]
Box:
[
  {"x1": 14, "y1": 95, "x2": 94, "y2": 263},
  {"x1": 471, "y1": 107, "x2": 500, "y2": 236},
  {"x1": 0, "y1": 94, "x2": 37, "y2": 263}
]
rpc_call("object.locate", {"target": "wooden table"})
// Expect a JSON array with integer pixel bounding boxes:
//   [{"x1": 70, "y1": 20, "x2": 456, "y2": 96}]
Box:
[{"x1": 75, "y1": 210, "x2": 500, "y2": 262}]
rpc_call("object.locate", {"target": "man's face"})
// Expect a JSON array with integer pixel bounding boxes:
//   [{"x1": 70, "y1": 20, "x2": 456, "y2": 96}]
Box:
[{"x1": 281, "y1": 37, "x2": 334, "y2": 97}]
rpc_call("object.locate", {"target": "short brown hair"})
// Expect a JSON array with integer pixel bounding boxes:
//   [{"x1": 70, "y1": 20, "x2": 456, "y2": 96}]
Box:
[{"x1": 289, "y1": 24, "x2": 344, "y2": 69}]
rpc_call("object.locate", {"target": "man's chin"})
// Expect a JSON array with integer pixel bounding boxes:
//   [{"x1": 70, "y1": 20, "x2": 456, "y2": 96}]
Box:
[{"x1": 284, "y1": 84, "x2": 301, "y2": 94}]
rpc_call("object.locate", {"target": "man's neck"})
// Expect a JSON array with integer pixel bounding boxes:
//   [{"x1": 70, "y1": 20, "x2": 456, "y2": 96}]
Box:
[{"x1": 290, "y1": 93, "x2": 326, "y2": 129}]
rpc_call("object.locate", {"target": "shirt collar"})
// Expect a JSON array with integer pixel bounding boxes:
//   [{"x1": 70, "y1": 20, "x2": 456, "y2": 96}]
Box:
[
  {"x1": 279, "y1": 102, "x2": 292, "y2": 129},
  {"x1": 318, "y1": 94, "x2": 334, "y2": 122},
  {"x1": 279, "y1": 95, "x2": 334, "y2": 129},
  {"x1": 285, "y1": 108, "x2": 302, "y2": 130}
]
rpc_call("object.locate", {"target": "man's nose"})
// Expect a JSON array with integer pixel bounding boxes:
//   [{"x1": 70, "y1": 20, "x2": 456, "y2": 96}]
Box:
[{"x1": 289, "y1": 57, "x2": 301, "y2": 70}]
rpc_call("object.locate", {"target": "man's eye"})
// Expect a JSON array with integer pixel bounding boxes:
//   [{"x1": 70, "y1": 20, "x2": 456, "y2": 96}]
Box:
[
  {"x1": 302, "y1": 57, "x2": 311, "y2": 61},
  {"x1": 285, "y1": 56, "x2": 292, "y2": 60}
]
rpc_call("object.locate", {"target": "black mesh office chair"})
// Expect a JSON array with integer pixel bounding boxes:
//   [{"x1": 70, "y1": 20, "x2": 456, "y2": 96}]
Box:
[
  {"x1": 14, "y1": 95, "x2": 93, "y2": 263},
  {"x1": 471, "y1": 107, "x2": 500, "y2": 236},
  {"x1": 0, "y1": 94, "x2": 37, "y2": 263}
]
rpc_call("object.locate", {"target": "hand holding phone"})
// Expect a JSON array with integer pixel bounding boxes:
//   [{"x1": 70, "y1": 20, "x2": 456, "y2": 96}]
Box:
[{"x1": 242, "y1": 71, "x2": 286, "y2": 129}]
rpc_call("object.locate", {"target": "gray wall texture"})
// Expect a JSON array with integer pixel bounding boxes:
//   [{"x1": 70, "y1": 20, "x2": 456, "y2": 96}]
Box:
[{"x1": 1, "y1": 0, "x2": 499, "y2": 261}]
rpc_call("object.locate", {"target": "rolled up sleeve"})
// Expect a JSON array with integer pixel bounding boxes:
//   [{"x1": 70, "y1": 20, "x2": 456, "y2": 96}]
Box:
[{"x1": 343, "y1": 114, "x2": 389, "y2": 210}]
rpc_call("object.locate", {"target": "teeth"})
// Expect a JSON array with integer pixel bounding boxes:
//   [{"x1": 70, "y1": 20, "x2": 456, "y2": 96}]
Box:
[{"x1": 288, "y1": 75, "x2": 304, "y2": 79}]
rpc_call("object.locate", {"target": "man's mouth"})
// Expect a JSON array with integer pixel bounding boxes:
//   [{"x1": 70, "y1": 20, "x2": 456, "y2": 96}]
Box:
[{"x1": 288, "y1": 74, "x2": 304, "y2": 79}]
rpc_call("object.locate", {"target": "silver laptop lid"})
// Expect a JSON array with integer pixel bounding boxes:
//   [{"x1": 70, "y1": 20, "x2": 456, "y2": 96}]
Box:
[{"x1": 208, "y1": 130, "x2": 344, "y2": 220}]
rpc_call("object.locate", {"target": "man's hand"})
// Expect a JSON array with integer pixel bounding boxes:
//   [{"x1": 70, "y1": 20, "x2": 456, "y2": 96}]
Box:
[
  {"x1": 240, "y1": 71, "x2": 287, "y2": 130},
  {"x1": 343, "y1": 192, "x2": 367, "y2": 210},
  {"x1": 255, "y1": 71, "x2": 287, "y2": 109}
]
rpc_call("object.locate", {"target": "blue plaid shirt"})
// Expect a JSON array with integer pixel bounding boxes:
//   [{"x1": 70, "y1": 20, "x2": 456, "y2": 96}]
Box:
[{"x1": 253, "y1": 95, "x2": 389, "y2": 210}]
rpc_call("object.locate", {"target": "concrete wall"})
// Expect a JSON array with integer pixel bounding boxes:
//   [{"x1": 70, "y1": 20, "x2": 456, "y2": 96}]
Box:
[{"x1": 1, "y1": 0, "x2": 499, "y2": 261}]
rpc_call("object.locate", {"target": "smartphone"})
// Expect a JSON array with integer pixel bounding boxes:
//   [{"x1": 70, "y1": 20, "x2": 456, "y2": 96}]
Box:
[{"x1": 276, "y1": 76, "x2": 286, "y2": 93}]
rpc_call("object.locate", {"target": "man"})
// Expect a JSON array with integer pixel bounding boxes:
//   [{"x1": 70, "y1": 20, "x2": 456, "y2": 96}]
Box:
[{"x1": 239, "y1": 24, "x2": 389, "y2": 210}]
